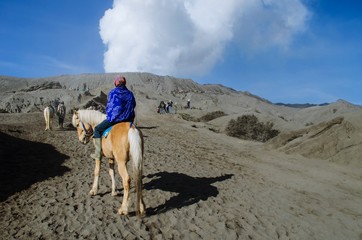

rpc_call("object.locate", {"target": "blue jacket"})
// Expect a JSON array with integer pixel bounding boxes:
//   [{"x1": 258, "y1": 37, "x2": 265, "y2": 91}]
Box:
[{"x1": 106, "y1": 86, "x2": 136, "y2": 123}]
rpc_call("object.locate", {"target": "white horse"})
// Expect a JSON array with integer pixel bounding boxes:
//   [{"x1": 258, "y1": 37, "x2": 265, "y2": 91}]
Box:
[
  {"x1": 44, "y1": 106, "x2": 55, "y2": 130},
  {"x1": 72, "y1": 109, "x2": 145, "y2": 216}
]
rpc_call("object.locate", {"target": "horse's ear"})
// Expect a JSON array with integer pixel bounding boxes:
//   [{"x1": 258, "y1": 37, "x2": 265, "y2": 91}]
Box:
[{"x1": 72, "y1": 107, "x2": 79, "y2": 114}]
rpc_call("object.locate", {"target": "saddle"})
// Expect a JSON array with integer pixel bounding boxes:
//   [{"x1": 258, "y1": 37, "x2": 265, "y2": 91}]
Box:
[{"x1": 102, "y1": 122, "x2": 134, "y2": 138}]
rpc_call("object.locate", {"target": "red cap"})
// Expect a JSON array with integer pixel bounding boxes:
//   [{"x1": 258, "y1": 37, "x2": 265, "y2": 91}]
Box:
[{"x1": 114, "y1": 75, "x2": 126, "y2": 87}]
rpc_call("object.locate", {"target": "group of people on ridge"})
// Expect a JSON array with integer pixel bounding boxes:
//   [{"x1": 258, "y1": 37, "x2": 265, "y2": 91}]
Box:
[{"x1": 157, "y1": 100, "x2": 174, "y2": 114}]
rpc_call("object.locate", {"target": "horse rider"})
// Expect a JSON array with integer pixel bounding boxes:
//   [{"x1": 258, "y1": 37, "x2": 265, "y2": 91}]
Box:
[
  {"x1": 57, "y1": 101, "x2": 66, "y2": 128},
  {"x1": 90, "y1": 75, "x2": 136, "y2": 160}
]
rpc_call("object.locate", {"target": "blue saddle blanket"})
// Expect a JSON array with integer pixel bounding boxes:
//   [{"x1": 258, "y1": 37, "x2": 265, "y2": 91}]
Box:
[
  {"x1": 102, "y1": 126, "x2": 112, "y2": 138},
  {"x1": 102, "y1": 122, "x2": 133, "y2": 138}
]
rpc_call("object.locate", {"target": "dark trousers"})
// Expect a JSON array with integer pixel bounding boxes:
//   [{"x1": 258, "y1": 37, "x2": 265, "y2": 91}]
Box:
[
  {"x1": 58, "y1": 117, "x2": 64, "y2": 127},
  {"x1": 94, "y1": 119, "x2": 114, "y2": 138}
]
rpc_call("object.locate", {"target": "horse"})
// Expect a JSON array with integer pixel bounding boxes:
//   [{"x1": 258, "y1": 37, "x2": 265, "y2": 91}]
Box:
[
  {"x1": 44, "y1": 106, "x2": 55, "y2": 130},
  {"x1": 72, "y1": 109, "x2": 145, "y2": 216}
]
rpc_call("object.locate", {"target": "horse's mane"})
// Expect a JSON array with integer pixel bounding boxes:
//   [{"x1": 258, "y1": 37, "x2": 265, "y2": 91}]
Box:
[{"x1": 77, "y1": 109, "x2": 106, "y2": 126}]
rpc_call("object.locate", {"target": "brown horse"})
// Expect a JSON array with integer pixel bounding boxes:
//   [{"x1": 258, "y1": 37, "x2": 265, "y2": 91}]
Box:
[{"x1": 72, "y1": 109, "x2": 145, "y2": 216}]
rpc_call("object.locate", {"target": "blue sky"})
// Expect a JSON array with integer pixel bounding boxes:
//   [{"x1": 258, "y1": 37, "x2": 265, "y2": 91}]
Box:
[{"x1": 0, "y1": 0, "x2": 361, "y2": 105}]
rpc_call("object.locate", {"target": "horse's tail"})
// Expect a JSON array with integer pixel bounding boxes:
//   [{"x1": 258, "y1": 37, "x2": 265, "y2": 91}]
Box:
[{"x1": 128, "y1": 125, "x2": 144, "y2": 216}]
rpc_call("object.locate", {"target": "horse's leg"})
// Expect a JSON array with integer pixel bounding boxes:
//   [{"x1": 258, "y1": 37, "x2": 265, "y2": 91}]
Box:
[
  {"x1": 117, "y1": 160, "x2": 130, "y2": 215},
  {"x1": 108, "y1": 159, "x2": 117, "y2": 196},
  {"x1": 44, "y1": 109, "x2": 49, "y2": 130},
  {"x1": 89, "y1": 159, "x2": 101, "y2": 196},
  {"x1": 45, "y1": 118, "x2": 48, "y2": 130},
  {"x1": 49, "y1": 115, "x2": 53, "y2": 130}
]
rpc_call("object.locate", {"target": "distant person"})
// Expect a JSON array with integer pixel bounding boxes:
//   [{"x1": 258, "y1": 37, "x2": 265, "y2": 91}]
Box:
[
  {"x1": 187, "y1": 99, "x2": 190, "y2": 109},
  {"x1": 167, "y1": 100, "x2": 173, "y2": 113},
  {"x1": 51, "y1": 98, "x2": 59, "y2": 110},
  {"x1": 57, "y1": 101, "x2": 66, "y2": 128},
  {"x1": 78, "y1": 93, "x2": 82, "y2": 103},
  {"x1": 165, "y1": 102, "x2": 169, "y2": 113},
  {"x1": 158, "y1": 101, "x2": 166, "y2": 114},
  {"x1": 90, "y1": 76, "x2": 136, "y2": 160}
]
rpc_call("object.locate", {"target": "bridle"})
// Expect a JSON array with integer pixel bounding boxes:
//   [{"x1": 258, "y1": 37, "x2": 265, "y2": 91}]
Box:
[{"x1": 77, "y1": 119, "x2": 93, "y2": 143}]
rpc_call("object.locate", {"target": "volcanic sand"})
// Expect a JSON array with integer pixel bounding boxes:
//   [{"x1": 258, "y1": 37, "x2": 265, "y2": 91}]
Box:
[{"x1": 0, "y1": 112, "x2": 361, "y2": 239}]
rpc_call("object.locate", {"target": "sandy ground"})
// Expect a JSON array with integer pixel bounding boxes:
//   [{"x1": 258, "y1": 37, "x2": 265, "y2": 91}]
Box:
[{"x1": 0, "y1": 112, "x2": 361, "y2": 240}]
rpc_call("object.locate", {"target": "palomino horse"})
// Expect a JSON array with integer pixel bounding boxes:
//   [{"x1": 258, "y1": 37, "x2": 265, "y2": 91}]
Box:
[
  {"x1": 44, "y1": 106, "x2": 55, "y2": 130},
  {"x1": 72, "y1": 109, "x2": 145, "y2": 216}
]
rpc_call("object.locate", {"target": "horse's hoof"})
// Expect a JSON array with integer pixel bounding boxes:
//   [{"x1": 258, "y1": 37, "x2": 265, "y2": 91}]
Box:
[
  {"x1": 117, "y1": 208, "x2": 128, "y2": 215},
  {"x1": 89, "y1": 190, "x2": 97, "y2": 196},
  {"x1": 140, "y1": 206, "x2": 146, "y2": 216}
]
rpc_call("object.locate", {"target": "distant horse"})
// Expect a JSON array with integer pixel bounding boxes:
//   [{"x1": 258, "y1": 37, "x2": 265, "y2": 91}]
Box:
[
  {"x1": 44, "y1": 106, "x2": 55, "y2": 130},
  {"x1": 72, "y1": 109, "x2": 145, "y2": 216}
]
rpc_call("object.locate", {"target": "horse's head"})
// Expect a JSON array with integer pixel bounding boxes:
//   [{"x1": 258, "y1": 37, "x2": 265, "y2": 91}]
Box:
[{"x1": 72, "y1": 111, "x2": 93, "y2": 144}]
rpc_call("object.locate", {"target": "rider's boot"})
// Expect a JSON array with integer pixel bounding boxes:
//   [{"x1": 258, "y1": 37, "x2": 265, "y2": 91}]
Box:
[{"x1": 90, "y1": 138, "x2": 102, "y2": 160}]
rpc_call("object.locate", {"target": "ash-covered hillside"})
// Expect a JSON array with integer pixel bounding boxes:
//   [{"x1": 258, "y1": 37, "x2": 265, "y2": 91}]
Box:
[
  {"x1": 1, "y1": 72, "x2": 361, "y2": 129},
  {"x1": 0, "y1": 72, "x2": 279, "y2": 117},
  {"x1": 1, "y1": 72, "x2": 362, "y2": 166}
]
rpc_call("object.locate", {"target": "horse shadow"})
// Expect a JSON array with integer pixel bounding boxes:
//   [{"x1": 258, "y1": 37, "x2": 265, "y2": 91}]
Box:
[
  {"x1": 137, "y1": 126, "x2": 159, "y2": 130},
  {"x1": 137, "y1": 125, "x2": 159, "y2": 139},
  {"x1": 144, "y1": 171, "x2": 233, "y2": 215},
  {"x1": 0, "y1": 132, "x2": 70, "y2": 202}
]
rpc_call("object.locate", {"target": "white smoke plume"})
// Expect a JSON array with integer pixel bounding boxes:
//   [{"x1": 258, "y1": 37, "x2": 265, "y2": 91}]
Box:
[{"x1": 99, "y1": 0, "x2": 309, "y2": 76}]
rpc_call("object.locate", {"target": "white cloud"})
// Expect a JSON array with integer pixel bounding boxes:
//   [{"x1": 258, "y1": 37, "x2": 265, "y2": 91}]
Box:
[{"x1": 99, "y1": 0, "x2": 310, "y2": 76}]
